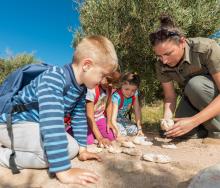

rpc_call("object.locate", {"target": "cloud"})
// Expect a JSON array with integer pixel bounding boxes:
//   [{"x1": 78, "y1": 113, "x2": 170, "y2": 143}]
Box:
[{"x1": 5, "y1": 47, "x2": 13, "y2": 57}]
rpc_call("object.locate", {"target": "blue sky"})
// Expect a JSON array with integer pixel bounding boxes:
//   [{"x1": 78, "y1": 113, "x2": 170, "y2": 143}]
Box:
[{"x1": 0, "y1": 0, "x2": 80, "y2": 66}]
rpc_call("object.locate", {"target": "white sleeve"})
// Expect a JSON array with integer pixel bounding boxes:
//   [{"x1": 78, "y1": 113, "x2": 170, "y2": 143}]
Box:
[{"x1": 86, "y1": 88, "x2": 96, "y2": 102}]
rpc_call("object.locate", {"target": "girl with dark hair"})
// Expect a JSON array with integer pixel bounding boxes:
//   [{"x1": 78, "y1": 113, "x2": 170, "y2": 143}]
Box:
[{"x1": 111, "y1": 72, "x2": 144, "y2": 137}]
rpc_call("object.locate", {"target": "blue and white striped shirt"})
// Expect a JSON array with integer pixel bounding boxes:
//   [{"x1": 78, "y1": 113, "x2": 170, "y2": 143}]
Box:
[{"x1": 0, "y1": 64, "x2": 87, "y2": 173}]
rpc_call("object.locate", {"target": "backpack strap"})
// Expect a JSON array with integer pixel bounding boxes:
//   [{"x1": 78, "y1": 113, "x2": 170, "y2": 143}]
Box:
[
  {"x1": 106, "y1": 86, "x2": 113, "y2": 105},
  {"x1": 94, "y1": 86, "x2": 100, "y2": 105},
  {"x1": 6, "y1": 113, "x2": 20, "y2": 174},
  {"x1": 63, "y1": 64, "x2": 73, "y2": 95},
  {"x1": 117, "y1": 90, "x2": 136, "y2": 109},
  {"x1": 117, "y1": 90, "x2": 124, "y2": 109},
  {"x1": 131, "y1": 95, "x2": 136, "y2": 105}
]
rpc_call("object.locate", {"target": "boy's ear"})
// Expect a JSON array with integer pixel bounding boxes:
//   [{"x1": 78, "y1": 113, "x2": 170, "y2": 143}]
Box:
[{"x1": 82, "y1": 58, "x2": 93, "y2": 72}]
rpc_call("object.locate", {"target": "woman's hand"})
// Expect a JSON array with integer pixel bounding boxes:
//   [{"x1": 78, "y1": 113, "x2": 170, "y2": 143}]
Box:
[
  {"x1": 165, "y1": 117, "x2": 198, "y2": 137},
  {"x1": 78, "y1": 150, "x2": 102, "y2": 162},
  {"x1": 56, "y1": 168, "x2": 99, "y2": 185}
]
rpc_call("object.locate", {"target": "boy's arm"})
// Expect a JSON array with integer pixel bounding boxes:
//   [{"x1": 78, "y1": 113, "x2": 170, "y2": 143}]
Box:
[
  {"x1": 38, "y1": 69, "x2": 71, "y2": 173},
  {"x1": 71, "y1": 92, "x2": 88, "y2": 148}
]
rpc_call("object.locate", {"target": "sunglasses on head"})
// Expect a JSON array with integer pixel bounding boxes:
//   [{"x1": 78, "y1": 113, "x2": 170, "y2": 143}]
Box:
[{"x1": 149, "y1": 29, "x2": 179, "y2": 45}]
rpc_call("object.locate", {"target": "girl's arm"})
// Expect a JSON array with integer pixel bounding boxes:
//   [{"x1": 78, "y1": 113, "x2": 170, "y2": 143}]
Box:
[
  {"x1": 111, "y1": 102, "x2": 119, "y2": 136},
  {"x1": 86, "y1": 101, "x2": 103, "y2": 142},
  {"x1": 105, "y1": 91, "x2": 113, "y2": 126},
  {"x1": 105, "y1": 97, "x2": 118, "y2": 135},
  {"x1": 133, "y1": 96, "x2": 143, "y2": 135}
]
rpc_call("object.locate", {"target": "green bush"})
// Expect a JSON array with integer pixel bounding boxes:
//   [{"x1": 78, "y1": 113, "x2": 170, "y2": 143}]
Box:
[
  {"x1": 73, "y1": 0, "x2": 220, "y2": 104},
  {"x1": 0, "y1": 53, "x2": 39, "y2": 84}
]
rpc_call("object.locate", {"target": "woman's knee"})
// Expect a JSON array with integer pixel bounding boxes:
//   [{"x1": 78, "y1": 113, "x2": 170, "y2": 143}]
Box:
[{"x1": 184, "y1": 76, "x2": 217, "y2": 109}]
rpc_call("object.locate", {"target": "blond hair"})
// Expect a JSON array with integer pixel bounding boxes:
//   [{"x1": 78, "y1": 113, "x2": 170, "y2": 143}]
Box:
[{"x1": 73, "y1": 35, "x2": 118, "y2": 71}]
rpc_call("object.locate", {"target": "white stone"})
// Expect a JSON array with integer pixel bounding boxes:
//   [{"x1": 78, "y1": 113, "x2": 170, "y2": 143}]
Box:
[
  {"x1": 87, "y1": 145, "x2": 103, "y2": 153},
  {"x1": 188, "y1": 163, "x2": 220, "y2": 188},
  {"x1": 160, "y1": 119, "x2": 174, "y2": 131},
  {"x1": 121, "y1": 141, "x2": 136, "y2": 148},
  {"x1": 122, "y1": 148, "x2": 142, "y2": 156},
  {"x1": 108, "y1": 146, "x2": 122, "y2": 154},
  {"x1": 161, "y1": 144, "x2": 177, "y2": 149},
  {"x1": 142, "y1": 153, "x2": 171, "y2": 163}
]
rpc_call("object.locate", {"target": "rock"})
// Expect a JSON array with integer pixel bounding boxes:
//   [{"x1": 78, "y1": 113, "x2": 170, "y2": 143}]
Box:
[
  {"x1": 121, "y1": 141, "x2": 136, "y2": 148},
  {"x1": 161, "y1": 144, "x2": 177, "y2": 149},
  {"x1": 87, "y1": 145, "x2": 103, "y2": 153},
  {"x1": 122, "y1": 148, "x2": 142, "y2": 156},
  {"x1": 160, "y1": 119, "x2": 174, "y2": 131},
  {"x1": 142, "y1": 153, "x2": 171, "y2": 163},
  {"x1": 108, "y1": 146, "x2": 122, "y2": 154},
  {"x1": 133, "y1": 136, "x2": 153, "y2": 146},
  {"x1": 188, "y1": 163, "x2": 220, "y2": 188}
]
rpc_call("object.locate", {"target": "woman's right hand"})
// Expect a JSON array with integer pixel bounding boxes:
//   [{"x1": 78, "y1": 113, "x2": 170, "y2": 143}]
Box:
[{"x1": 56, "y1": 168, "x2": 99, "y2": 185}]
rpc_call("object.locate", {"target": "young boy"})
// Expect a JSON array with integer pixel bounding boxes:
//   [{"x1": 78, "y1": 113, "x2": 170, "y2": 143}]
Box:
[{"x1": 0, "y1": 35, "x2": 118, "y2": 185}]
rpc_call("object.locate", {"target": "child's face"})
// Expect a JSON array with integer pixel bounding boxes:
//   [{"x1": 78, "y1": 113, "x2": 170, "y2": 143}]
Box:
[
  {"x1": 83, "y1": 63, "x2": 112, "y2": 89},
  {"x1": 121, "y1": 83, "x2": 138, "y2": 98}
]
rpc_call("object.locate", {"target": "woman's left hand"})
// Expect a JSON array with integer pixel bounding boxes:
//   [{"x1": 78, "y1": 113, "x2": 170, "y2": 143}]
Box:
[
  {"x1": 165, "y1": 117, "x2": 198, "y2": 137},
  {"x1": 78, "y1": 150, "x2": 102, "y2": 162}
]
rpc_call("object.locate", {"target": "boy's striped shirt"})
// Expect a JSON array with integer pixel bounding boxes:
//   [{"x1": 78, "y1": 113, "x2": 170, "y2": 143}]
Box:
[{"x1": 0, "y1": 65, "x2": 87, "y2": 173}]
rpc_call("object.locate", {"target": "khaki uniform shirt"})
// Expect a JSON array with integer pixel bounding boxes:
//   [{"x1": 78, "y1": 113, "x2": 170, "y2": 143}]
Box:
[{"x1": 156, "y1": 37, "x2": 220, "y2": 86}]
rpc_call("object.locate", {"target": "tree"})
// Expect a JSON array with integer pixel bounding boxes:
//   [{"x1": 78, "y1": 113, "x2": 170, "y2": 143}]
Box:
[
  {"x1": 73, "y1": 0, "x2": 220, "y2": 104},
  {"x1": 0, "y1": 53, "x2": 40, "y2": 84}
]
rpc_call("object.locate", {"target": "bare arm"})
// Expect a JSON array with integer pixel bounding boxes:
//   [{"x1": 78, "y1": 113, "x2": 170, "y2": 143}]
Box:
[
  {"x1": 133, "y1": 96, "x2": 142, "y2": 128},
  {"x1": 86, "y1": 101, "x2": 103, "y2": 141},
  {"x1": 166, "y1": 72, "x2": 220, "y2": 137},
  {"x1": 191, "y1": 72, "x2": 220, "y2": 125},
  {"x1": 133, "y1": 96, "x2": 144, "y2": 135},
  {"x1": 105, "y1": 94, "x2": 113, "y2": 125},
  {"x1": 162, "y1": 81, "x2": 177, "y2": 119},
  {"x1": 111, "y1": 102, "x2": 119, "y2": 135}
]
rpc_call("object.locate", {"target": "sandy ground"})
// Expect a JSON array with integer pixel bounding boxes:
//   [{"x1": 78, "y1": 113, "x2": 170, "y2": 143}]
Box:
[{"x1": 1, "y1": 133, "x2": 220, "y2": 188}]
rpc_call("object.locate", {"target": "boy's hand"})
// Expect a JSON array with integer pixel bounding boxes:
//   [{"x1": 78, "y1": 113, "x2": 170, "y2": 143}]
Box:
[
  {"x1": 78, "y1": 150, "x2": 102, "y2": 162},
  {"x1": 98, "y1": 137, "x2": 111, "y2": 148},
  {"x1": 56, "y1": 168, "x2": 99, "y2": 185}
]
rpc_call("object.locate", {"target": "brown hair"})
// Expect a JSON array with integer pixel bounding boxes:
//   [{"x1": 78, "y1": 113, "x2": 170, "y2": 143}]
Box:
[
  {"x1": 121, "y1": 72, "x2": 140, "y2": 88},
  {"x1": 149, "y1": 14, "x2": 184, "y2": 46}
]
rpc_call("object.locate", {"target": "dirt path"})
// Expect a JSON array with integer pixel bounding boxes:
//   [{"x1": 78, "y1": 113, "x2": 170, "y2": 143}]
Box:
[{"x1": 1, "y1": 133, "x2": 220, "y2": 188}]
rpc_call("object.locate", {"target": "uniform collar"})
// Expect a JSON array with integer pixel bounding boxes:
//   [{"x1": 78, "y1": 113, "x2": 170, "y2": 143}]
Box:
[{"x1": 180, "y1": 39, "x2": 191, "y2": 65}]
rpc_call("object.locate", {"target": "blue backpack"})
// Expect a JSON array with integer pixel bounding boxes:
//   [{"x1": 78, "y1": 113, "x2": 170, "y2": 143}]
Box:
[
  {"x1": 0, "y1": 63, "x2": 73, "y2": 114},
  {"x1": 0, "y1": 63, "x2": 74, "y2": 174}
]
